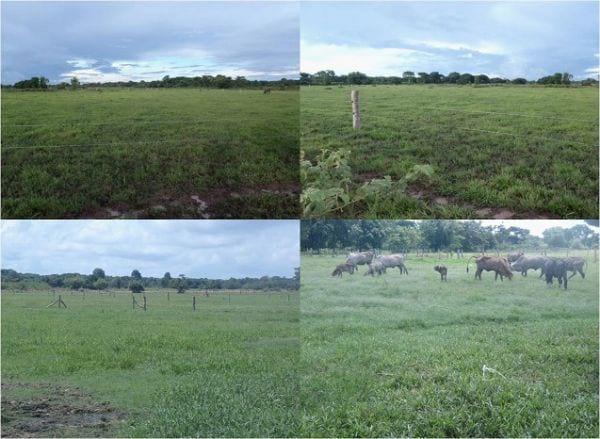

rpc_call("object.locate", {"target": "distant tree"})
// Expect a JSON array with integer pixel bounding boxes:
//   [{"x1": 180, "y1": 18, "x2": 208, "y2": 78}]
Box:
[
  {"x1": 175, "y1": 274, "x2": 187, "y2": 294},
  {"x1": 446, "y1": 72, "x2": 461, "y2": 83},
  {"x1": 70, "y1": 76, "x2": 80, "y2": 90},
  {"x1": 161, "y1": 272, "x2": 172, "y2": 287},
  {"x1": 94, "y1": 279, "x2": 108, "y2": 290},
  {"x1": 131, "y1": 269, "x2": 142, "y2": 280},
  {"x1": 91, "y1": 268, "x2": 106, "y2": 280},
  {"x1": 561, "y1": 72, "x2": 573, "y2": 85},
  {"x1": 347, "y1": 71, "x2": 369, "y2": 85},
  {"x1": 474, "y1": 74, "x2": 490, "y2": 84},
  {"x1": 129, "y1": 282, "x2": 144, "y2": 294},
  {"x1": 457, "y1": 73, "x2": 474, "y2": 84},
  {"x1": 402, "y1": 71, "x2": 416, "y2": 84},
  {"x1": 511, "y1": 77, "x2": 527, "y2": 84}
]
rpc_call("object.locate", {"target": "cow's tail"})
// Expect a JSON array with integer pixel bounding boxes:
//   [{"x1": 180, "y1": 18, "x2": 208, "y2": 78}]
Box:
[{"x1": 466, "y1": 255, "x2": 477, "y2": 273}]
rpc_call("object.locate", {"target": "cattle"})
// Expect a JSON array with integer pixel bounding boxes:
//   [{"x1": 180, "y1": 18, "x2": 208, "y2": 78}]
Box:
[
  {"x1": 510, "y1": 255, "x2": 550, "y2": 277},
  {"x1": 377, "y1": 254, "x2": 408, "y2": 274},
  {"x1": 564, "y1": 257, "x2": 587, "y2": 279},
  {"x1": 346, "y1": 251, "x2": 375, "y2": 271},
  {"x1": 507, "y1": 252, "x2": 524, "y2": 263},
  {"x1": 331, "y1": 263, "x2": 355, "y2": 278},
  {"x1": 434, "y1": 265, "x2": 447, "y2": 281},
  {"x1": 364, "y1": 260, "x2": 386, "y2": 277},
  {"x1": 543, "y1": 258, "x2": 569, "y2": 290},
  {"x1": 467, "y1": 255, "x2": 513, "y2": 281},
  {"x1": 262, "y1": 88, "x2": 271, "y2": 94}
]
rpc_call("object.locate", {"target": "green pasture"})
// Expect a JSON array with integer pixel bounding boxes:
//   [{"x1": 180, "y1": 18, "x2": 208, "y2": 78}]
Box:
[
  {"x1": 299, "y1": 252, "x2": 599, "y2": 437},
  {"x1": 301, "y1": 85, "x2": 599, "y2": 218},
  {"x1": 1, "y1": 88, "x2": 299, "y2": 219},
  {"x1": 1, "y1": 289, "x2": 300, "y2": 437}
]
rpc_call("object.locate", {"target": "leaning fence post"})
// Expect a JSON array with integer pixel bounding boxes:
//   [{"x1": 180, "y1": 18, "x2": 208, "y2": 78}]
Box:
[{"x1": 351, "y1": 90, "x2": 361, "y2": 129}]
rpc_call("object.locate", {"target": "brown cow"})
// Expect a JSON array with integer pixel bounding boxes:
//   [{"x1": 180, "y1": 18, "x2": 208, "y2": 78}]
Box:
[{"x1": 467, "y1": 256, "x2": 513, "y2": 281}]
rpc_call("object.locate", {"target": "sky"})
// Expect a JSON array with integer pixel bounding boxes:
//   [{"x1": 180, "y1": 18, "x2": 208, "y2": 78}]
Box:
[
  {"x1": 301, "y1": 1, "x2": 599, "y2": 79},
  {"x1": 477, "y1": 220, "x2": 598, "y2": 237},
  {"x1": 0, "y1": 220, "x2": 300, "y2": 278},
  {"x1": 1, "y1": 1, "x2": 299, "y2": 84}
]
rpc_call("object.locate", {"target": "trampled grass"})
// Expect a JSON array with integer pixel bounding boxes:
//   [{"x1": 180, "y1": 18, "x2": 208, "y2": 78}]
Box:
[
  {"x1": 299, "y1": 252, "x2": 599, "y2": 437},
  {"x1": 1, "y1": 88, "x2": 299, "y2": 219},
  {"x1": 1, "y1": 290, "x2": 300, "y2": 437},
  {"x1": 301, "y1": 85, "x2": 599, "y2": 218}
]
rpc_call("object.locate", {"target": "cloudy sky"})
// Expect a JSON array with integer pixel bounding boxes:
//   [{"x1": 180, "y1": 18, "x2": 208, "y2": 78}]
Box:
[
  {"x1": 1, "y1": 1, "x2": 299, "y2": 84},
  {"x1": 1, "y1": 220, "x2": 299, "y2": 278},
  {"x1": 301, "y1": 1, "x2": 599, "y2": 79}
]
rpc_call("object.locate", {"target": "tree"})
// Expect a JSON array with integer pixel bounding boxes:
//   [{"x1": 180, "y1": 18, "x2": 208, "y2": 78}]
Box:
[
  {"x1": 91, "y1": 268, "x2": 106, "y2": 280},
  {"x1": 347, "y1": 71, "x2": 368, "y2": 85},
  {"x1": 131, "y1": 269, "x2": 142, "y2": 279},
  {"x1": 175, "y1": 274, "x2": 187, "y2": 294},
  {"x1": 457, "y1": 73, "x2": 474, "y2": 85},
  {"x1": 561, "y1": 72, "x2": 572, "y2": 85},
  {"x1": 129, "y1": 282, "x2": 144, "y2": 294},
  {"x1": 446, "y1": 72, "x2": 460, "y2": 83},
  {"x1": 314, "y1": 70, "x2": 336, "y2": 85},
  {"x1": 402, "y1": 71, "x2": 416, "y2": 84},
  {"x1": 511, "y1": 78, "x2": 527, "y2": 84},
  {"x1": 70, "y1": 77, "x2": 80, "y2": 90},
  {"x1": 161, "y1": 272, "x2": 172, "y2": 287}
]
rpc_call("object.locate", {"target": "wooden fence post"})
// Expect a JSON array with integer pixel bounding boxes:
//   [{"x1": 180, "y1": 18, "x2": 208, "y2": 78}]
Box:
[
  {"x1": 193, "y1": 296, "x2": 196, "y2": 311},
  {"x1": 228, "y1": 293, "x2": 231, "y2": 305},
  {"x1": 132, "y1": 295, "x2": 135, "y2": 310},
  {"x1": 143, "y1": 295, "x2": 147, "y2": 311},
  {"x1": 351, "y1": 90, "x2": 361, "y2": 129}
]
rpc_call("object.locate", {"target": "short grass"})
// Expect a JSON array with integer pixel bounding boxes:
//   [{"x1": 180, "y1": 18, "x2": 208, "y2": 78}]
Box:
[
  {"x1": 1, "y1": 290, "x2": 299, "y2": 437},
  {"x1": 301, "y1": 85, "x2": 599, "y2": 218},
  {"x1": 299, "y1": 252, "x2": 599, "y2": 437},
  {"x1": 1, "y1": 88, "x2": 299, "y2": 219}
]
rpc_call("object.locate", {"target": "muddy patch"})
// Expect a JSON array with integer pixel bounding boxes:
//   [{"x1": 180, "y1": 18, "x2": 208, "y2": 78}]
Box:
[
  {"x1": 82, "y1": 182, "x2": 300, "y2": 219},
  {"x1": 1, "y1": 381, "x2": 125, "y2": 438}
]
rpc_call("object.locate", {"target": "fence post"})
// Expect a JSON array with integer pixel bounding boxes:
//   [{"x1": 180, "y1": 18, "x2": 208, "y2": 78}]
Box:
[
  {"x1": 351, "y1": 90, "x2": 361, "y2": 129},
  {"x1": 167, "y1": 290, "x2": 170, "y2": 301},
  {"x1": 132, "y1": 295, "x2": 135, "y2": 310},
  {"x1": 193, "y1": 296, "x2": 196, "y2": 311},
  {"x1": 228, "y1": 293, "x2": 231, "y2": 305}
]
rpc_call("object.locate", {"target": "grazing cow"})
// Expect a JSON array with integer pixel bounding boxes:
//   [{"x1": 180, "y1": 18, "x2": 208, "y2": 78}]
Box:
[
  {"x1": 346, "y1": 251, "x2": 375, "y2": 271},
  {"x1": 467, "y1": 256, "x2": 513, "y2": 281},
  {"x1": 564, "y1": 257, "x2": 587, "y2": 279},
  {"x1": 434, "y1": 265, "x2": 447, "y2": 281},
  {"x1": 263, "y1": 88, "x2": 271, "y2": 94},
  {"x1": 507, "y1": 252, "x2": 524, "y2": 263},
  {"x1": 331, "y1": 263, "x2": 355, "y2": 278},
  {"x1": 364, "y1": 260, "x2": 386, "y2": 277},
  {"x1": 544, "y1": 258, "x2": 569, "y2": 290},
  {"x1": 377, "y1": 254, "x2": 408, "y2": 274},
  {"x1": 510, "y1": 255, "x2": 550, "y2": 277}
]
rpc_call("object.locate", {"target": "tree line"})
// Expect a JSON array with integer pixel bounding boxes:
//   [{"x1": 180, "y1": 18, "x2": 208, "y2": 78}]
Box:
[
  {"x1": 1, "y1": 267, "x2": 301, "y2": 292},
  {"x1": 2, "y1": 75, "x2": 299, "y2": 90},
  {"x1": 301, "y1": 220, "x2": 599, "y2": 253},
  {"x1": 301, "y1": 70, "x2": 599, "y2": 86}
]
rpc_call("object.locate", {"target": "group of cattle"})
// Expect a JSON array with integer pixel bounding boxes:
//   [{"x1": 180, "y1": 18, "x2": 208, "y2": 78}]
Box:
[
  {"x1": 332, "y1": 250, "x2": 587, "y2": 290},
  {"x1": 331, "y1": 251, "x2": 408, "y2": 277}
]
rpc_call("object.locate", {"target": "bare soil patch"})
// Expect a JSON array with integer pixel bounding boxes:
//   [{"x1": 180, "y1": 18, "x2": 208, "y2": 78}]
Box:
[{"x1": 1, "y1": 381, "x2": 125, "y2": 438}]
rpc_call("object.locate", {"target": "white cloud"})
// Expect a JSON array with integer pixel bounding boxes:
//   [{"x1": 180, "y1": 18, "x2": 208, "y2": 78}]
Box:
[
  {"x1": 301, "y1": 40, "x2": 433, "y2": 75},
  {"x1": 66, "y1": 58, "x2": 96, "y2": 69},
  {"x1": 414, "y1": 39, "x2": 505, "y2": 55}
]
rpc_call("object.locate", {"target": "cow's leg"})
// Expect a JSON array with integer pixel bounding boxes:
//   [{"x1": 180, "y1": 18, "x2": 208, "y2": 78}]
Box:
[
  {"x1": 579, "y1": 268, "x2": 585, "y2": 279},
  {"x1": 522, "y1": 270, "x2": 527, "y2": 277},
  {"x1": 475, "y1": 268, "x2": 482, "y2": 280},
  {"x1": 568, "y1": 270, "x2": 577, "y2": 279},
  {"x1": 563, "y1": 276, "x2": 568, "y2": 290}
]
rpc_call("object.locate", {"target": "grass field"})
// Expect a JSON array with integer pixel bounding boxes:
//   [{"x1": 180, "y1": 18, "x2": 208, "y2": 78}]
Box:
[
  {"x1": 299, "y1": 252, "x2": 599, "y2": 437},
  {"x1": 1, "y1": 88, "x2": 299, "y2": 219},
  {"x1": 1, "y1": 290, "x2": 299, "y2": 437},
  {"x1": 301, "y1": 85, "x2": 599, "y2": 218}
]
